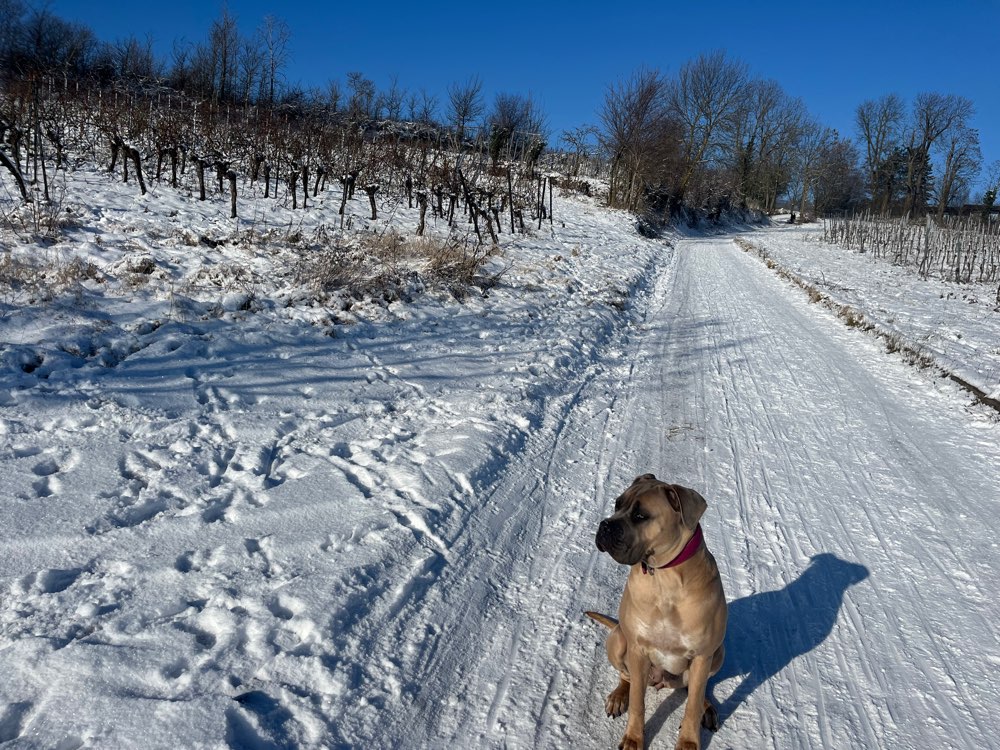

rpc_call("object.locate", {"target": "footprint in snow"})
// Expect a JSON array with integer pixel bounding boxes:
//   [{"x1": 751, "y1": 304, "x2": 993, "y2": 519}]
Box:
[
  {"x1": 27, "y1": 450, "x2": 79, "y2": 498},
  {"x1": 17, "y1": 567, "x2": 84, "y2": 595},
  {"x1": 0, "y1": 701, "x2": 34, "y2": 743}
]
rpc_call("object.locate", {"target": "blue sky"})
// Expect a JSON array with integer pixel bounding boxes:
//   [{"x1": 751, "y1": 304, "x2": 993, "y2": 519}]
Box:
[{"x1": 51, "y1": 0, "x2": 999, "y2": 191}]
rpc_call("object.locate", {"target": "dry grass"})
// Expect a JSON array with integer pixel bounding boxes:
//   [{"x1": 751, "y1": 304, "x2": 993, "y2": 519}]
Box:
[
  {"x1": 0, "y1": 251, "x2": 101, "y2": 310},
  {"x1": 0, "y1": 175, "x2": 75, "y2": 240},
  {"x1": 299, "y1": 228, "x2": 503, "y2": 302},
  {"x1": 558, "y1": 178, "x2": 592, "y2": 197}
]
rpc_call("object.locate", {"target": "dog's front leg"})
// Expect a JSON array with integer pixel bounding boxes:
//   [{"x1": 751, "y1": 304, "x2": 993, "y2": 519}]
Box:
[
  {"x1": 619, "y1": 648, "x2": 650, "y2": 750},
  {"x1": 675, "y1": 653, "x2": 712, "y2": 750}
]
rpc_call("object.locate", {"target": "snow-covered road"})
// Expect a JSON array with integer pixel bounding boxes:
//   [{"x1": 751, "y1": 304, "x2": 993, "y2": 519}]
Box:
[
  {"x1": 598, "y1": 236, "x2": 1000, "y2": 749},
  {"x1": 3, "y1": 226, "x2": 999, "y2": 749},
  {"x1": 366, "y1": 234, "x2": 1000, "y2": 748}
]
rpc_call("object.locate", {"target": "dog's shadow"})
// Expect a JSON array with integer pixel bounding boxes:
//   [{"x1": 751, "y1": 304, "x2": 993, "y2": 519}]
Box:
[{"x1": 643, "y1": 553, "x2": 869, "y2": 746}]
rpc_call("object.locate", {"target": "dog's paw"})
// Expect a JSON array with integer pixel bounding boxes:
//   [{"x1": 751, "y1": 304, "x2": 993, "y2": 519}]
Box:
[
  {"x1": 674, "y1": 741, "x2": 698, "y2": 750},
  {"x1": 618, "y1": 731, "x2": 644, "y2": 750},
  {"x1": 605, "y1": 681, "x2": 629, "y2": 718}
]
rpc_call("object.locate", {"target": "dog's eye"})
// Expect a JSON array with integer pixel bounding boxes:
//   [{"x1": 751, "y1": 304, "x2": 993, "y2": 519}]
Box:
[{"x1": 632, "y1": 509, "x2": 647, "y2": 522}]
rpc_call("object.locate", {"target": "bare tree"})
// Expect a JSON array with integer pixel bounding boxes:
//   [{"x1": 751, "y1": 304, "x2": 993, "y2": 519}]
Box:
[
  {"x1": 447, "y1": 76, "x2": 484, "y2": 143},
  {"x1": 12, "y1": 6, "x2": 96, "y2": 76},
  {"x1": 790, "y1": 120, "x2": 830, "y2": 217},
  {"x1": 812, "y1": 133, "x2": 864, "y2": 215},
  {"x1": 166, "y1": 40, "x2": 193, "y2": 90},
  {"x1": 236, "y1": 36, "x2": 263, "y2": 106},
  {"x1": 379, "y1": 75, "x2": 405, "y2": 120},
  {"x1": 257, "y1": 15, "x2": 289, "y2": 106},
  {"x1": 208, "y1": 6, "x2": 240, "y2": 103},
  {"x1": 667, "y1": 50, "x2": 749, "y2": 200},
  {"x1": 855, "y1": 93, "x2": 905, "y2": 212},
  {"x1": 903, "y1": 93, "x2": 974, "y2": 214},
  {"x1": 486, "y1": 92, "x2": 547, "y2": 166},
  {"x1": 0, "y1": 0, "x2": 26, "y2": 69},
  {"x1": 726, "y1": 79, "x2": 804, "y2": 212},
  {"x1": 410, "y1": 88, "x2": 438, "y2": 124},
  {"x1": 935, "y1": 125, "x2": 981, "y2": 218},
  {"x1": 599, "y1": 67, "x2": 676, "y2": 211},
  {"x1": 187, "y1": 41, "x2": 216, "y2": 98},
  {"x1": 560, "y1": 124, "x2": 598, "y2": 177},
  {"x1": 346, "y1": 71, "x2": 376, "y2": 122},
  {"x1": 114, "y1": 34, "x2": 159, "y2": 83}
]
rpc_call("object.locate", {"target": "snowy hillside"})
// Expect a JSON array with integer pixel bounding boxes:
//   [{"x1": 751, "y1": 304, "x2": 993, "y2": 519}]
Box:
[{"x1": 2, "y1": 171, "x2": 999, "y2": 749}]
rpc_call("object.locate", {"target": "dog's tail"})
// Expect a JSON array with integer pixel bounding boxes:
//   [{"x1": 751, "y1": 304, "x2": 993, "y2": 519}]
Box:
[{"x1": 584, "y1": 611, "x2": 618, "y2": 629}]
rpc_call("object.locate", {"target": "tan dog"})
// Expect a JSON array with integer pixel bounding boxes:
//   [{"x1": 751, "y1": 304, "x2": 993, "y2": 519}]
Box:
[{"x1": 587, "y1": 474, "x2": 727, "y2": 750}]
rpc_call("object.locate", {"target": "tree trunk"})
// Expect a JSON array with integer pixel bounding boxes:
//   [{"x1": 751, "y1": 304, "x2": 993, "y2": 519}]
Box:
[
  {"x1": 365, "y1": 185, "x2": 379, "y2": 220},
  {"x1": 228, "y1": 170, "x2": 238, "y2": 219},
  {"x1": 127, "y1": 147, "x2": 146, "y2": 195},
  {"x1": 0, "y1": 149, "x2": 28, "y2": 201},
  {"x1": 197, "y1": 159, "x2": 207, "y2": 201},
  {"x1": 109, "y1": 137, "x2": 121, "y2": 175},
  {"x1": 35, "y1": 124, "x2": 50, "y2": 202},
  {"x1": 339, "y1": 175, "x2": 349, "y2": 215},
  {"x1": 458, "y1": 171, "x2": 482, "y2": 244},
  {"x1": 433, "y1": 185, "x2": 444, "y2": 218},
  {"x1": 416, "y1": 191, "x2": 427, "y2": 236},
  {"x1": 483, "y1": 206, "x2": 498, "y2": 244},
  {"x1": 937, "y1": 147, "x2": 956, "y2": 222},
  {"x1": 549, "y1": 176, "x2": 554, "y2": 225},
  {"x1": 537, "y1": 177, "x2": 545, "y2": 229},
  {"x1": 507, "y1": 169, "x2": 516, "y2": 233}
]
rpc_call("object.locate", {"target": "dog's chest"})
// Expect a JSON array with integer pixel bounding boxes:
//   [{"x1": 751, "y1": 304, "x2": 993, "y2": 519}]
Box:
[{"x1": 633, "y1": 613, "x2": 694, "y2": 657}]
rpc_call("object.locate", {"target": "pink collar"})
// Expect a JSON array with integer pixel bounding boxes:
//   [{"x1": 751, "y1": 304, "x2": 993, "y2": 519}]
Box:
[{"x1": 640, "y1": 524, "x2": 703, "y2": 575}]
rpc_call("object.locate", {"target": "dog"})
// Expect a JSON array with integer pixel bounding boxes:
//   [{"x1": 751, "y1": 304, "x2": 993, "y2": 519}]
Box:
[{"x1": 587, "y1": 474, "x2": 727, "y2": 750}]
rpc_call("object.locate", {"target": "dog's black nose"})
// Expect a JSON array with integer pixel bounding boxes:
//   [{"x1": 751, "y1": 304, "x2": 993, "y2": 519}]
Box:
[{"x1": 596, "y1": 519, "x2": 621, "y2": 552}]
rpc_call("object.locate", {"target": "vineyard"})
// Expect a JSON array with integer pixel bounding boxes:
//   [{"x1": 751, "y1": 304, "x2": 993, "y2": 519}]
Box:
[
  {"x1": 0, "y1": 77, "x2": 592, "y2": 251},
  {"x1": 822, "y1": 212, "x2": 1000, "y2": 285}
]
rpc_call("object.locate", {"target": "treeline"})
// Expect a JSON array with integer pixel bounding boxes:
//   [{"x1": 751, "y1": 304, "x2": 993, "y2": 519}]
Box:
[
  {"x1": 600, "y1": 53, "x2": 997, "y2": 221},
  {"x1": 0, "y1": 2, "x2": 545, "y2": 150},
  {"x1": 2, "y1": 1, "x2": 996, "y2": 224},
  {"x1": 855, "y1": 93, "x2": 989, "y2": 219}
]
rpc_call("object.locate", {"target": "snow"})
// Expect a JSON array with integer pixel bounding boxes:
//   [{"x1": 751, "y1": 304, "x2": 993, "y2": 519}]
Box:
[
  {"x1": 2, "y1": 172, "x2": 999, "y2": 749},
  {"x1": 741, "y1": 220, "x2": 1000, "y2": 402}
]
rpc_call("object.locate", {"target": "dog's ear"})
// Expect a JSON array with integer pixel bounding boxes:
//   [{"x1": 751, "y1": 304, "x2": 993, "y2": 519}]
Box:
[
  {"x1": 664, "y1": 485, "x2": 707, "y2": 530},
  {"x1": 633, "y1": 473, "x2": 657, "y2": 484}
]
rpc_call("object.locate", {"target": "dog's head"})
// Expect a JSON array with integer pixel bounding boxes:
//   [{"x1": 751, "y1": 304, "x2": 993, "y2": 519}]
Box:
[{"x1": 595, "y1": 473, "x2": 707, "y2": 567}]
